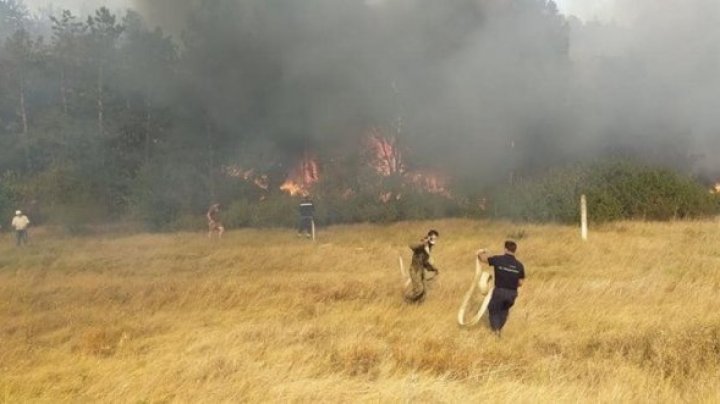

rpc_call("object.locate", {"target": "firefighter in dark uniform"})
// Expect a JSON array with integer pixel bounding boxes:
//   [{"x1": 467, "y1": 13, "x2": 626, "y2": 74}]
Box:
[
  {"x1": 478, "y1": 240, "x2": 525, "y2": 336},
  {"x1": 404, "y1": 230, "x2": 440, "y2": 304},
  {"x1": 297, "y1": 197, "x2": 315, "y2": 238}
]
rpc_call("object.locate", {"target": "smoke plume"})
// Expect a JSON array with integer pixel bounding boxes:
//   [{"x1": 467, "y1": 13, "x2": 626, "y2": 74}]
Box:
[{"x1": 132, "y1": 0, "x2": 720, "y2": 185}]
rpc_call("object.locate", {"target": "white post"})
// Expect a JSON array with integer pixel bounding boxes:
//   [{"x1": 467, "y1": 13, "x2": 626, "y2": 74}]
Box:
[
  {"x1": 580, "y1": 194, "x2": 588, "y2": 241},
  {"x1": 311, "y1": 219, "x2": 316, "y2": 242}
]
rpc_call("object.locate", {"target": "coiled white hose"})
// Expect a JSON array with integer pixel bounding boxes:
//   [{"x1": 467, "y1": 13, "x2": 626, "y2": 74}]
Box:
[
  {"x1": 457, "y1": 257, "x2": 494, "y2": 327},
  {"x1": 399, "y1": 256, "x2": 411, "y2": 288}
]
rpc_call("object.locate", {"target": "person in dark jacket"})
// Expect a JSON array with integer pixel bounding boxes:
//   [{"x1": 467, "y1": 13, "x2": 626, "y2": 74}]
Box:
[
  {"x1": 404, "y1": 230, "x2": 440, "y2": 304},
  {"x1": 478, "y1": 241, "x2": 525, "y2": 336},
  {"x1": 297, "y1": 197, "x2": 315, "y2": 238}
]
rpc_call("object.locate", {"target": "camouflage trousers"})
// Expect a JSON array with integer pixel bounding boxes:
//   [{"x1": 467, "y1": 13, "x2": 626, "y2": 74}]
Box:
[{"x1": 404, "y1": 266, "x2": 434, "y2": 303}]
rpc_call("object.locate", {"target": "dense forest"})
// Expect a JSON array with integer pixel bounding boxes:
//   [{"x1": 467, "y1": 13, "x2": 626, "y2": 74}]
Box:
[{"x1": 0, "y1": 0, "x2": 718, "y2": 230}]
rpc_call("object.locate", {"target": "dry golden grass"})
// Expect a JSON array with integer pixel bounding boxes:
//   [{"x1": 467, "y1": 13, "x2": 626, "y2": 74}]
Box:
[{"x1": 1, "y1": 219, "x2": 719, "y2": 403}]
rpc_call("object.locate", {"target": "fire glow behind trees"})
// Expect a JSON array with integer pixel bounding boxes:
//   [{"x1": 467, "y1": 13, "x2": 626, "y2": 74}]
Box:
[{"x1": 0, "y1": 0, "x2": 719, "y2": 225}]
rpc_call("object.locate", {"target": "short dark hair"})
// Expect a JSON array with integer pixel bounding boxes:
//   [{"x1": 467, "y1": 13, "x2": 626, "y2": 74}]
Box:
[
  {"x1": 428, "y1": 230, "x2": 440, "y2": 238},
  {"x1": 505, "y1": 240, "x2": 517, "y2": 253}
]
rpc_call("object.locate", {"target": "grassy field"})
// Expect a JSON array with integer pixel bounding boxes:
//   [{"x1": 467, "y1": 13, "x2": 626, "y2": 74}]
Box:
[{"x1": 1, "y1": 219, "x2": 719, "y2": 403}]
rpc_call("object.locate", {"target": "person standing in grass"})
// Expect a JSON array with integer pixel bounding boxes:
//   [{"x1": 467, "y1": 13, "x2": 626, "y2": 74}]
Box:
[
  {"x1": 207, "y1": 203, "x2": 225, "y2": 239},
  {"x1": 297, "y1": 196, "x2": 315, "y2": 238},
  {"x1": 477, "y1": 241, "x2": 525, "y2": 336},
  {"x1": 404, "y1": 230, "x2": 440, "y2": 304},
  {"x1": 11, "y1": 210, "x2": 30, "y2": 247}
]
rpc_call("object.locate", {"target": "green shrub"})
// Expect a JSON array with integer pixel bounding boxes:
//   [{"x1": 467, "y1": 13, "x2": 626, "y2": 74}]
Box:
[
  {"x1": 311, "y1": 189, "x2": 461, "y2": 225},
  {"x1": 45, "y1": 203, "x2": 107, "y2": 235},
  {"x1": 0, "y1": 180, "x2": 15, "y2": 230},
  {"x1": 396, "y1": 191, "x2": 462, "y2": 221},
  {"x1": 129, "y1": 164, "x2": 208, "y2": 231},
  {"x1": 2, "y1": 167, "x2": 116, "y2": 234},
  {"x1": 168, "y1": 214, "x2": 206, "y2": 232},
  {"x1": 249, "y1": 196, "x2": 297, "y2": 228},
  {"x1": 132, "y1": 189, "x2": 182, "y2": 231},
  {"x1": 493, "y1": 161, "x2": 719, "y2": 223},
  {"x1": 223, "y1": 199, "x2": 254, "y2": 229}
]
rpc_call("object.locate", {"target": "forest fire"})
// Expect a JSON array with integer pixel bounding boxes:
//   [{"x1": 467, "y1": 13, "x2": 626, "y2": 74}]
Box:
[
  {"x1": 366, "y1": 129, "x2": 450, "y2": 197},
  {"x1": 407, "y1": 171, "x2": 451, "y2": 197},
  {"x1": 367, "y1": 127, "x2": 404, "y2": 176},
  {"x1": 222, "y1": 166, "x2": 269, "y2": 190},
  {"x1": 225, "y1": 131, "x2": 449, "y2": 199},
  {"x1": 280, "y1": 156, "x2": 320, "y2": 196}
]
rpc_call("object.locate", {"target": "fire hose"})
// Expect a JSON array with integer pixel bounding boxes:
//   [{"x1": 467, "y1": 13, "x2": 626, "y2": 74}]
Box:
[
  {"x1": 399, "y1": 256, "x2": 411, "y2": 288},
  {"x1": 398, "y1": 255, "x2": 439, "y2": 286},
  {"x1": 399, "y1": 251, "x2": 492, "y2": 326},
  {"x1": 457, "y1": 257, "x2": 494, "y2": 327}
]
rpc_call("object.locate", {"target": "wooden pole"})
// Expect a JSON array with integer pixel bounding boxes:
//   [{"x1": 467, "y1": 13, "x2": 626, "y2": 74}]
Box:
[{"x1": 581, "y1": 194, "x2": 588, "y2": 241}]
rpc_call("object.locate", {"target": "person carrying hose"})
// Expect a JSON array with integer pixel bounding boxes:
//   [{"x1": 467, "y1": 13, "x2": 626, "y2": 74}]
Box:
[
  {"x1": 404, "y1": 230, "x2": 440, "y2": 304},
  {"x1": 477, "y1": 240, "x2": 525, "y2": 336}
]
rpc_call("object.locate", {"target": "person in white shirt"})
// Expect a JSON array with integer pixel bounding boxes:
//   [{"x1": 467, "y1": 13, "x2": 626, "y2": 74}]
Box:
[{"x1": 11, "y1": 210, "x2": 30, "y2": 246}]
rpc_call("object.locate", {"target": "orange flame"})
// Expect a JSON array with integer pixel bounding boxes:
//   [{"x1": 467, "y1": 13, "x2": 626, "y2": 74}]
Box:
[
  {"x1": 367, "y1": 127, "x2": 404, "y2": 176},
  {"x1": 365, "y1": 128, "x2": 451, "y2": 200},
  {"x1": 407, "y1": 170, "x2": 451, "y2": 197},
  {"x1": 280, "y1": 181, "x2": 305, "y2": 196},
  {"x1": 254, "y1": 175, "x2": 270, "y2": 190},
  {"x1": 366, "y1": 129, "x2": 403, "y2": 203},
  {"x1": 280, "y1": 156, "x2": 320, "y2": 196},
  {"x1": 222, "y1": 165, "x2": 269, "y2": 190}
]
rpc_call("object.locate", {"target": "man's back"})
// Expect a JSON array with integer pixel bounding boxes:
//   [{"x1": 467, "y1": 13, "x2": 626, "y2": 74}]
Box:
[
  {"x1": 488, "y1": 254, "x2": 525, "y2": 290},
  {"x1": 299, "y1": 201, "x2": 314, "y2": 217},
  {"x1": 12, "y1": 215, "x2": 29, "y2": 231}
]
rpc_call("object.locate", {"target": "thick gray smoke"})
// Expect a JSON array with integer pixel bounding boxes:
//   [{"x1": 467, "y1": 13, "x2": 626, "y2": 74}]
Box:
[
  {"x1": 132, "y1": 0, "x2": 720, "y2": 183},
  {"x1": 570, "y1": 0, "x2": 720, "y2": 175}
]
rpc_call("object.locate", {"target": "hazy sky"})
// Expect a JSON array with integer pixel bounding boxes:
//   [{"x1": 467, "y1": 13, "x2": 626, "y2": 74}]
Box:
[
  {"x1": 555, "y1": 0, "x2": 616, "y2": 21},
  {"x1": 25, "y1": 0, "x2": 129, "y2": 14},
  {"x1": 24, "y1": 0, "x2": 617, "y2": 22}
]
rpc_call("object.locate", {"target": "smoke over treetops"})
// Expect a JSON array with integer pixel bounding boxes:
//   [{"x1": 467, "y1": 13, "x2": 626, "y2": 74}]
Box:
[
  {"x1": 1, "y1": 0, "x2": 718, "y2": 228},
  {"x1": 128, "y1": 0, "x2": 720, "y2": 186}
]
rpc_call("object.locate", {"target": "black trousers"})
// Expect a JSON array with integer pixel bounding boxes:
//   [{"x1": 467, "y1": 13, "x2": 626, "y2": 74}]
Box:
[
  {"x1": 488, "y1": 287, "x2": 518, "y2": 331},
  {"x1": 298, "y1": 216, "x2": 314, "y2": 234}
]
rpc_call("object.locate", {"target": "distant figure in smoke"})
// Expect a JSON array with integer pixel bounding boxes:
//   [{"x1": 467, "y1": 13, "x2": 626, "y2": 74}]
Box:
[
  {"x1": 207, "y1": 203, "x2": 225, "y2": 239},
  {"x1": 404, "y1": 230, "x2": 440, "y2": 304},
  {"x1": 477, "y1": 241, "x2": 525, "y2": 336},
  {"x1": 11, "y1": 210, "x2": 30, "y2": 247},
  {"x1": 297, "y1": 196, "x2": 315, "y2": 238}
]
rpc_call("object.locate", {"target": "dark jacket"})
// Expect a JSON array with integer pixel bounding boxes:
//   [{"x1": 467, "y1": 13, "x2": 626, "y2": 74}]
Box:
[{"x1": 299, "y1": 201, "x2": 315, "y2": 217}]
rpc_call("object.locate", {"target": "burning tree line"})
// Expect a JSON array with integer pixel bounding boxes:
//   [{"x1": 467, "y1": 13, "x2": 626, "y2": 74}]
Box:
[
  {"x1": 212, "y1": 127, "x2": 465, "y2": 229},
  {"x1": 0, "y1": 1, "x2": 717, "y2": 231},
  {"x1": 0, "y1": 2, "x2": 471, "y2": 230},
  {"x1": 228, "y1": 128, "x2": 450, "y2": 200}
]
